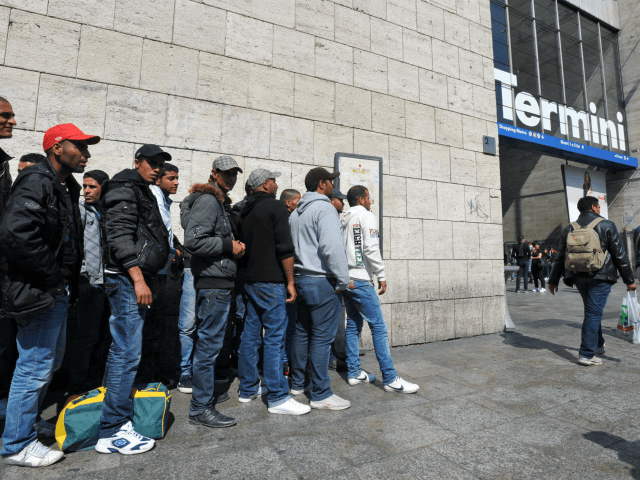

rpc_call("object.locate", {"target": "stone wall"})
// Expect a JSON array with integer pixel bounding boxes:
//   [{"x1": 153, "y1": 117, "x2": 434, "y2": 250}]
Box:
[{"x1": 0, "y1": 0, "x2": 505, "y2": 345}]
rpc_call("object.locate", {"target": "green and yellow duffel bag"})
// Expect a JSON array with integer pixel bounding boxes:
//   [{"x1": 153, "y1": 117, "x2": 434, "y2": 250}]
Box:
[{"x1": 55, "y1": 383, "x2": 172, "y2": 452}]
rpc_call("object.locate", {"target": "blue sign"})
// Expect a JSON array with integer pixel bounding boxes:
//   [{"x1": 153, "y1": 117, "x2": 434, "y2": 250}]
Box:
[{"x1": 497, "y1": 122, "x2": 638, "y2": 170}]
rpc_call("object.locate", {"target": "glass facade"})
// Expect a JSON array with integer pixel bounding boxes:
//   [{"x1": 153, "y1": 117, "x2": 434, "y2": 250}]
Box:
[{"x1": 490, "y1": 0, "x2": 628, "y2": 154}]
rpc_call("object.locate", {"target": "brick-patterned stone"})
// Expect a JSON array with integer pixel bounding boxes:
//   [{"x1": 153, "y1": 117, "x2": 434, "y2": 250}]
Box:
[
  {"x1": 444, "y1": 11, "x2": 470, "y2": 49},
  {"x1": 191, "y1": 152, "x2": 246, "y2": 200},
  {"x1": 436, "y1": 109, "x2": 464, "y2": 148},
  {"x1": 197, "y1": 53, "x2": 250, "y2": 107},
  {"x1": 294, "y1": 74, "x2": 335, "y2": 123},
  {"x1": 431, "y1": 0, "x2": 457, "y2": 12},
  {"x1": 382, "y1": 216, "x2": 391, "y2": 258},
  {"x1": 476, "y1": 152, "x2": 501, "y2": 190},
  {"x1": 392, "y1": 302, "x2": 425, "y2": 345},
  {"x1": 447, "y1": 78, "x2": 474, "y2": 115},
  {"x1": 273, "y1": 26, "x2": 315, "y2": 76},
  {"x1": 252, "y1": 0, "x2": 296, "y2": 28},
  {"x1": 405, "y1": 101, "x2": 435, "y2": 143},
  {"x1": 388, "y1": 60, "x2": 420, "y2": 102},
  {"x1": 417, "y1": 1, "x2": 445, "y2": 40},
  {"x1": 403, "y1": 30, "x2": 432, "y2": 71},
  {"x1": 406, "y1": 178, "x2": 437, "y2": 219},
  {"x1": 379, "y1": 260, "x2": 408, "y2": 304},
  {"x1": 166, "y1": 96, "x2": 222, "y2": 152},
  {"x1": 173, "y1": 0, "x2": 226, "y2": 54},
  {"x1": 468, "y1": 259, "x2": 493, "y2": 297},
  {"x1": 464, "y1": 185, "x2": 490, "y2": 223},
  {"x1": 479, "y1": 223, "x2": 503, "y2": 260},
  {"x1": 425, "y1": 300, "x2": 456, "y2": 342},
  {"x1": 315, "y1": 38, "x2": 353, "y2": 85},
  {"x1": 493, "y1": 259, "x2": 505, "y2": 296},
  {"x1": 431, "y1": 39, "x2": 459, "y2": 79},
  {"x1": 335, "y1": 5, "x2": 370, "y2": 51},
  {"x1": 489, "y1": 188, "x2": 502, "y2": 225},
  {"x1": 423, "y1": 220, "x2": 453, "y2": 259},
  {"x1": 114, "y1": 0, "x2": 174, "y2": 43},
  {"x1": 88, "y1": 139, "x2": 136, "y2": 179},
  {"x1": 104, "y1": 86, "x2": 168, "y2": 144},
  {"x1": 354, "y1": 50, "x2": 388, "y2": 94},
  {"x1": 203, "y1": 0, "x2": 250, "y2": 15},
  {"x1": 314, "y1": 122, "x2": 353, "y2": 167},
  {"x1": 0, "y1": 0, "x2": 47, "y2": 14},
  {"x1": 6, "y1": 11, "x2": 80, "y2": 76},
  {"x1": 295, "y1": 0, "x2": 334, "y2": 39},
  {"x1": 473, "y1": 85, "x2": 496, "y2": 120},
  {"x1": 354, "y1": 130, "x2": 389, "y2": 170},
  {"x1": 456, "y1": 0, "x2": 480, "y2": 24},
  {"x1": 391, "y1": 218, "x2": 423, "y2": 259},
  {"x1": 270, "y1": 115, "x2": 314, "y2": 163},
  {"x1": 453, "y1": 222, "x2": 479, "y2": 259},
  {"x1": 450, "y1": 147, "x2": 476, "y2": 186},
  {"x1": 469, "y1": 22, "x2": 493, "y2": 57},
  {"x1": 419, "y1": 69, "x2": 448, "y2": 110},
  {"x1": 441, "y1": 260, "x2": 468, "y2": 300},
  {"x1": 371, "y1": 17, "x2": 403, "y2": 61},
  {"x1": 455, "y1": 298, "x2": 483, "y2": 337},
  {"x1": 140, "y1": 40, "x2": 199, "y2": 97},
  {"x1": 248, "y1": 64, "x2": 295, "y2": 115},
  {"x1": 354, "y1": 0, "x2": 386, "y2": 19},
  {"x1": 389, "y1": 136, "x2": 421, "y2": 179},
  {"x1": 372, "y1": 93, "x2": 405, "y2": 137},
  {"x1": 335, "y1": 84, "x2": 371, "y2": 130},
  {"x1": 291, "y1": 162, "x2": 310, "y2": 191},
  {"x1": 383, "y1": 175, "x2": 406, "y2": 217},
  {"x1": 36, "y1": 75, "x2": 108, "y2": 135},
  {"x1": 422, "y1": 142, "x2": 450, "y2": 183},
  {"x1": 226, "y1": 13, "x2": 273, "y2": 66},
  {"x1": 437, "y1": 182, "x2": 465, "y2": 221},
  {"x1": 48, "y1": 0, "x2": 115, "y2": 29},
  {"x1": 408, "y1": 260, "x2": 440, "y2": 301},
  {"x1": 462, "y1": 115, "x2": 487, "y2": 153},
  {"x1": 0, "y1": 66, "x2": 40, "y2": 130},
  {"x1": 459, "y1": 49, "x2": 485, "y2": 87},
  {"x1": 244, "y1": 158, "x2": 292, "y2": 189},
  {"x1": 387, "y1": 0, "x2": 417, "y2": 29},
  {"x1": 483, "y1": 296, "x2": 505, "y2": 335},
  {"x1": 483, "y1": 56, "x2": 495, "y2": 89},
  {"x1": 0, "y1": 6, "x2": 7, "y2": 62},
  {"x1": 221, "y1": 106, "x2": 270, "y2": 158}
]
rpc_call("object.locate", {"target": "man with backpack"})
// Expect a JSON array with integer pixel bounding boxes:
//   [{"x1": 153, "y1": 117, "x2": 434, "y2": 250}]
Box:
[
  {"x1": 512, "y1": 236, "x2": 531, "y2": 293},
  {"x1": 549, "y1": 196, "x2": 636, "y2": 366}
]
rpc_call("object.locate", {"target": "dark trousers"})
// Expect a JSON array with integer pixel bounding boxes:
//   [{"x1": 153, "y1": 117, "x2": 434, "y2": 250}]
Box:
[
  {"x1": 532, "y1": 264, "x2": 546, "y2": 289},
  {"x1": 137, "y1": 274, "x2": 167, "y2": 383},
  {"x1": 0, "y1": 318, "x2": 17, "y2": 399},
  {"x1": 573, "y1": 277, "x2": 612, "y2": 358},
  {"x1": 516, "y1": 260, "x2": 529, "y2": 291}
]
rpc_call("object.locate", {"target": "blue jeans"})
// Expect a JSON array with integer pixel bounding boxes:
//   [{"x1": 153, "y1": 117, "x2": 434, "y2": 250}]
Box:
[
  {"x1": 239, "y1": 283, "x2": 290, "y2": 407},
  {"x1": 574, "y1": 277, "x2": 612, "y2": 358},
  {"x1": 177, "y1": 268, "x2": 196, "y2": 378},
  {"x1": 1, "y1": 294, "x2": 70, "y2": 456},
  {"x1": 343, "y1": 281, "x2": 397, "y2": 385},
  {"x1": 99, "y1": 274, "x2": 147, "y2": 439},
  {"x1": 516, "y1": 260, "x2": 529, "y2": 291},
  {"x1": 281, "y1": 302, "x2": 297, "y2": 365},
  {"x1": 190, "y1": 288, "x2": 231, "y2": 416},
  {"x1": 291, "y1": 276, "x2": 341, "y2": 401}
]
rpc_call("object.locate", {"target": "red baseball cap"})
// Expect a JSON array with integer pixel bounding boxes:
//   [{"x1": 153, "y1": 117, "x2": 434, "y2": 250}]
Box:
[{"x1": 42, "y1": 124, "x2": 100, "y2": 151}]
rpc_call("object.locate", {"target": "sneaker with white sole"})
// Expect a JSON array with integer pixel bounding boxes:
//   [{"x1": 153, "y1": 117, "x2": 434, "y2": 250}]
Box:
[
  {"x1": 578, "y1": 356, "x2": 603, "y2": 366},
  {"x1": 348, "y1": 370, "x2": 376, "y2": 385},
  {"x1": 0, "y1": 397, "x2": 7, "y2": 421},
  {"x1": 34, "y1": 418, "x2": 56, "y2": 439},
  {"x1": 539, "y1": 288, "x2": 546, "y2": 293},
  {"x1": 384, "y1": 376, "x2": 420, "y2": 394},
  {"x1": 239, "y1": 386, "x2": 267, "y2": 403},
  {"x1": 177, "y1": 375, "x2": 193, "y2": 394},
  {"x1": 290, "y1": 385, "x2": 311, "y2": 396},
  {"x1": 268, "y1": 398, "x2": 311, "y2": 415},
  {"x1": 596, "y1": 343, "x2": 605, "y2": 355},
  {"x1": 309, "y1": 394, "x2": 350, "y2": 410},
  {"x1": 95, "y1": 421, "x2": 155, "y2": 455},
  {"x1": 4, "y1": 440, "x2": 64, "y2": 468},
  {"x1": 532, "y1": 288, "x2": 539, "y2": 293}
]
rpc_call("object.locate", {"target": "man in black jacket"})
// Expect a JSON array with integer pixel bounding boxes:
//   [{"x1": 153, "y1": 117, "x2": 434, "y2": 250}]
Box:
[
  {"x1": 96, "y1": 145, "x2": 170, "y2": 456},
  {"x1": 0, "y1": 123, "x2": 98, "y2": 467},
  {"x1": 512, "y1": 235, "x2": 531, "y2": 293},
  {"x1": 237, "y1": 169, "x2": 309, "y2": 415},
  {"x1": 549, "y1": 196, "x2": 636, "y2": 366}
]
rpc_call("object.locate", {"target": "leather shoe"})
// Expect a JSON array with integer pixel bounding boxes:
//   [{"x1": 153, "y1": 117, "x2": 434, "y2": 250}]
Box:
[
  {"x1": 189, "y1": 407, "x2": 236, "y2": 428},
  {"x1": 214, "y1": 391, "x2": 230, "y2": 404}
]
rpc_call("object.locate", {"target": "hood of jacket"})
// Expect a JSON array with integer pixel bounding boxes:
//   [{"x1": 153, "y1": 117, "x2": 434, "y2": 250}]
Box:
[
  {"x1": 240, "y1": 191, "x2": 273, "y2": 218},
  {"x1": 100, "y1": 168, "x2": 147, "y2": 198},
  {"x1": 296, "y1": 191, "x2": 332, "y2": 214},
  {"x1": 341, "y1": 205, "x2": 365, "y2": 228},
  {"x1": 189, "y1": 182, "x2": 225, "y2": 205}
]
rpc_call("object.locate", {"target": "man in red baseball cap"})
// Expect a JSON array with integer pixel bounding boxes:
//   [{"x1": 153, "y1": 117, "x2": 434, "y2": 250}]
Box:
[{"x1": 0, "y1": 123, "x2": 98, "y2": 467}]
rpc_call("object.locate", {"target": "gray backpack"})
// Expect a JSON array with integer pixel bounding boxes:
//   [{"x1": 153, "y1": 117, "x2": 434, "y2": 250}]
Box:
[{"x1": 565, "y1": 218, "x2": 606, "y2": 273}]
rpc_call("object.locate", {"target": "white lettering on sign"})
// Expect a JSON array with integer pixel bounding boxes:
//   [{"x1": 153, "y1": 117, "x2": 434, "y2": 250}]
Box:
[{"x1": 495, "y1": 68, "x2": 626, "y2": 152}]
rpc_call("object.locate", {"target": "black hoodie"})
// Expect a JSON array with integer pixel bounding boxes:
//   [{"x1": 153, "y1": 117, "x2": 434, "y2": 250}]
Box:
[{"x1": 239, "y1": 191, "x2": 295, "y2": 284}]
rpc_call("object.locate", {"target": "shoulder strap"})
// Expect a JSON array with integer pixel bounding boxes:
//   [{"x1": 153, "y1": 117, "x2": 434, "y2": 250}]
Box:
[
  {"x1": 586, "y1": 217, "x2": 605, "y2": 229},
  {"x1": 570, "y1": 221, "x2": 581, "y2": 231}
]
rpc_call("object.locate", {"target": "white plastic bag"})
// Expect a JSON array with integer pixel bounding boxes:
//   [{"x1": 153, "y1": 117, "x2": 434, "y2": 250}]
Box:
[{"x1": 617, "y1": 291, "x2": 640, "y2": 344}]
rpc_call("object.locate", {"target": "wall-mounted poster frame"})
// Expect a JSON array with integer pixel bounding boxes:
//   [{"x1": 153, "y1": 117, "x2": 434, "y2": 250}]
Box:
[{"x1": 334, "y1": 153, "x2": 384, "y2": 258}]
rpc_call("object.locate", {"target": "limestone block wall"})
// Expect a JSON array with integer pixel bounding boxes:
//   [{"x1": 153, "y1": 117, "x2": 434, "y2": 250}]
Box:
[{"x1": 0, "y1": 0, "x2": 504, "y2": 345}]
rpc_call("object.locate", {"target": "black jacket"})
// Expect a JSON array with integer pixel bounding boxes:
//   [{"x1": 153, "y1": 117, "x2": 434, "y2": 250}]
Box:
[
  {"x1": 239, "y1": 192, "x2": 294, "y2": 283},
  {"x1": 512, "y1": 242, "x2": 531, "y2": 261},
  {"x1": 0, "y1": 160, "x2": 83, "y2": 318},
  {"x1": 102, "y1": 169, "x2": 170, "y2": 276},
  {"x1": 550, "y1": 212, "x2": 634, "y2": 287},
  {"x1": 0, "y1": 147, "x2": 13, "y2": 287}
]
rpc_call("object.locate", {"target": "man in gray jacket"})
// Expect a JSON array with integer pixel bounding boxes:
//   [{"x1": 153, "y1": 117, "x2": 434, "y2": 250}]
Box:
[
  {"x1": 181, "y1": 156, "x2": 245, "y2": 428},
  {"x1": 289, "y1": 167, "x2": 352, "y2": 411}
]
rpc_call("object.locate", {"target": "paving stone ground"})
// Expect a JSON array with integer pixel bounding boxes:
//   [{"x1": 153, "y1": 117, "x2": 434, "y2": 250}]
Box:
[{"x1": 3, "y1": 281, "x2": 640, "y2": 479}]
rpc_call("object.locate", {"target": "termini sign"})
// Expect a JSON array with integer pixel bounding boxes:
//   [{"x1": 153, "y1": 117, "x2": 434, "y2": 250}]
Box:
[{"x1": 495, "y1": 68, "x2": 627, "y2": 152}]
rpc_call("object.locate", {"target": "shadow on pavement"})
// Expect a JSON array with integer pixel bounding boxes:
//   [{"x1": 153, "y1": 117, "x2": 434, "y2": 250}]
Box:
[
  {"x1": 500, "y1": 331, "x2": 580, "y2": 364},
  {"x1": 584, "y1": 431, "x2": 640, "y2": 479}
]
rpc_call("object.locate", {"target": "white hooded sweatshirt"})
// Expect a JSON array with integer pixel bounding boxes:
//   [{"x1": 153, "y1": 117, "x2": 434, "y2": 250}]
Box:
[{"x1": 341, "y1": 205, "x2": 386, "y2": 282}]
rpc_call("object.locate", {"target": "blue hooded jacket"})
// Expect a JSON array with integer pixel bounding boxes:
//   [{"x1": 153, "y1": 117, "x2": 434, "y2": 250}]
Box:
[{"x1": 289, "y1": 191, "x2": 350, "y2": 290}]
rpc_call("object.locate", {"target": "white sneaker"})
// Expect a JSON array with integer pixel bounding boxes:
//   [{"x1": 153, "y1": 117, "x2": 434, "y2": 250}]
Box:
[
  {"x1": 95, "y1": 421, "x2": 155, "y2": 455},
  {"x1": 0, "y1": 397, "x2": 6, "y2": 421},
  {"x1": 290, "y1": 385, "x2": 311, "y2": 396},
  {"x1": 348, "y1": 370, "x2": 376, "y2": 385},
  {"x1": 384, "y1": 376, "x2": 420, "y2": 394},
  {"x1": 268, "y1": 398, "x2": 311, "y2": 415},
  {"x1": 544, "y1": 277, "x2": 549, "y2": 282},
  {"x1": 34, "y1": 418, "x2": 56, "y2": 439},
  {"x1": 309, "y1": 394, "x2": 351, "y2": 410},
  {"x1": 578, "y1": 356, "x2": 603, "y2": 366},
  {"x1": 239, "y1": 386, "x2": 267, "y2": 403},
  {"x1": 539, "y1": 288, "x2": 546, "y2": 293},
  {"x1": 4, "y1": 440, "x2": 64, "y2": 467},
  {"x1": 532, "y1": 288, "x2": 539, "y2": 293}
]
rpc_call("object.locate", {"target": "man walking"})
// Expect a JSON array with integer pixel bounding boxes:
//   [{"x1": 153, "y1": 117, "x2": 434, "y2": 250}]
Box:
[
  {"x1": 181, "y1": 156, "x2": 244, "y2": 428},
  {"x1": 549, "y1": 196, "x2": 636, "y2": 366},
  {"x1": 97, "y1": 144, "x2": 170, "y2": 455},
  {"x1": 67, "y1": 170, "x2": 111, "y2": 397},
  {"x1": 237, "y1": 169, "x2": 309, "y2": 415},
  {"x1": 0, "y1": 124, "x2": 98, "y2": 467},
  {"x1": 289, "y1": 167, "x2": 352, "y2": 411},
  {"x1": 512, "y1": 236, "x2": 531, "y2": 293},
  {"x1": 341, "y1": 185, "x2": 419, "y2": 393}
]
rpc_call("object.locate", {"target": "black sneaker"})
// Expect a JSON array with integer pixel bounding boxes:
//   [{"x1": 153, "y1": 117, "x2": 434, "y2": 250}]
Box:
[
  {"x1": 215, "y1": 374, "x2": 230, "y2": 385},
  {"x1": 178, "y1": 376, "x2": 193, "y2": 394},
  {"x1": 214, "y1": 391, "x2": 230, "y2": 404},
  {"x1": 189, "y1": 407, "x2": 236, "y2": 428}
]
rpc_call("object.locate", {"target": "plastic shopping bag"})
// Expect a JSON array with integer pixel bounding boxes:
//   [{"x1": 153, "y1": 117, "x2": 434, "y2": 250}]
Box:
[{"x1": 617, "y1": 291, "x2": 640, "y2": 344}]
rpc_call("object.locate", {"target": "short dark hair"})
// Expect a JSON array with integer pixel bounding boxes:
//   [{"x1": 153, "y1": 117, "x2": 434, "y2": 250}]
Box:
[
  {"x1": 19, "y1": 153, "x2": 46, "y2": 165},
  {"x1": 347, "y1": 185, "x2": 368, "y2": 207},
  {"x1": 83, "y1": 169, "x2": 109, "y2": 186},
  {"x1": 518, "y1": 235, "x2": 525, "y2": 241},
  {"x1": 280, "y1": 189, "x2": 300, "y2": 202},
  {"x1": 533, "y1": 242, "x2": 540, "y2": 247},
  {"x1": 0, "y1": 96, "x2": 9, "y2": 104},
  {"x1": 161, "y1": 162, "x2": 178, "y2": 177},
  {"x1": 577, "y1": 196, "x2": 599, "y2": 213}
]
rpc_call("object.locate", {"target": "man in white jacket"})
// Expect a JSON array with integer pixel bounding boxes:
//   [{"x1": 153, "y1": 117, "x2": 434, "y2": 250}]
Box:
[{"x1": 341, "y1": 186, "x2": 419, "y2": 393}]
